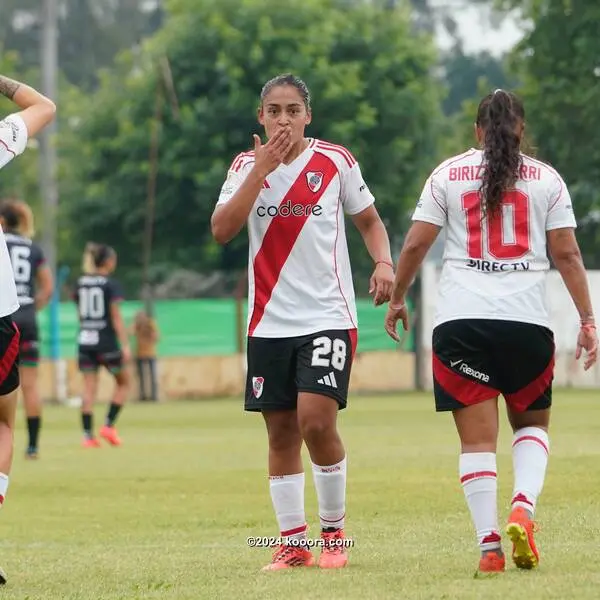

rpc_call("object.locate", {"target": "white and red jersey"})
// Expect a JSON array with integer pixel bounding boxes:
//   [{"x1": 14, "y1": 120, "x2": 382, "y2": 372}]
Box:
[
  {"x1": 0, "y1": 113, "x2": 28, "y2": 317},
  {"x1": 217, "y1": 138, "x2": 375, "y2": 337},
  {"x1": 413, "y1": 148, "x2": 576, "y2": 328}
]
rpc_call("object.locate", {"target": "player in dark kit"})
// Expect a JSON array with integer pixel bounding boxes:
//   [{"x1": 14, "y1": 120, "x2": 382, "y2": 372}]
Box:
[
  {"x1": 74, "y1": 243, "x2": 130, "y2": 447},
  {"x1": 0, "y1": 200, "x2": 53, "y2": 459}
]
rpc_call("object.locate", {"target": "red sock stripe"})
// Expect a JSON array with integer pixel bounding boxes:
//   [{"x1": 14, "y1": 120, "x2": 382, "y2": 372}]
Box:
[
  {"x1": 460, "y1": 470, "x2": 497, "y2": 484},
  {"x1": 320, "y1": 513, "x2": 345, "y2": 524},
  {"x1": 281, "y1": 523, "x2": 307, "y2": 537},
  {"x1": 512, "y1": 435, "x2": 549, "y2": 455},
  {"x1": 511, "y1": 493, "x2": 534, "y2": 507},
  {"x1": 0, "y1": 494, "x2": 5, "y2": 505}
]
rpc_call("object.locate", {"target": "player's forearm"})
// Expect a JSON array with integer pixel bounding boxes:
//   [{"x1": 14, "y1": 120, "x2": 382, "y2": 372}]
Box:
[
  {"x1": 554, "y1": 252, "x2": 595, "y2": 322},
  {"x1": 35, "y1": 291, "x2": 51, "y2": 311},
  {"x1": 0, "y1": 75, "x2": 53, "y2": 110},
  {"x1": 389, "y1": 235, "x2": 429, "y2": 306},
  {"x1": 359, "y1": 217, "x2": 393, "y2": 265},
  {"x1": 211, "y1": 169, "x2": 265, "y2": 244}
]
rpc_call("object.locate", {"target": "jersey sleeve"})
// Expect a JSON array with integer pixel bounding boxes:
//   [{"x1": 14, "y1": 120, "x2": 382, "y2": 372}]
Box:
[
  {"x1": 412, "y1": 172, "x2": 447, "y2": 227},
  {"x1": 32, "y1": 243, "x2": 46, "y2": 270},
  {"x1": 216, "y1": 153, "x2": 254, "y2": 207},
  {"x1": 545, "y1": 173, "x2": 577, "y2": 230},
  {"x1": 108, "y1": 279, "x2": 125, "y2": 303},
  {"x1": 0, "y1": 114, "x2": 28, "y2": 170},
  {"x1": 340, "y1": 162, "x2": 375, "y2": 215}
]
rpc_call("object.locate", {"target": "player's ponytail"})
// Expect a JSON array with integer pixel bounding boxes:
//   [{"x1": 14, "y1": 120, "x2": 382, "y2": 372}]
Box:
[
  {"x1": 82, "y1": 242, "x2": 116, "y2": 274},
  {"x1": 0, "y1": 199, "x2": 35, "y2": 238},
  {"x1": 476, "y1": 90, "x2": 525, "y2": 216},
  {"x1": 82, "y1": 242, "x2": 99, "y2": 274}
]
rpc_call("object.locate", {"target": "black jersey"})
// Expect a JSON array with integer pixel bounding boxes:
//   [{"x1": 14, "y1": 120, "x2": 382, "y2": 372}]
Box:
[
  {"x1": 74, "y1": 275, "x2": 124, "y2": 350},
  {"x1": 5, "y1": 233, "x2": 45, "y2": 312}
]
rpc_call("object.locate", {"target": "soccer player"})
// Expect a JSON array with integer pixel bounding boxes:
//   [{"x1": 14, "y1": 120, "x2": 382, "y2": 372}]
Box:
[
  {"x1": 0, "y1": 73, "x2": 56, "y2": 583},
  {"x1": 211, "y1": 73, "x2": 394, "y2": 571},
  {"x1": 385, "y1": 89, "x2": 597, "y2": 574},
  {"x1": 74, "y1": 243, "x2": 131, "y2": 447},
  {"x1": 0, "y1": 200, "x2": 53, "y2": 459}
]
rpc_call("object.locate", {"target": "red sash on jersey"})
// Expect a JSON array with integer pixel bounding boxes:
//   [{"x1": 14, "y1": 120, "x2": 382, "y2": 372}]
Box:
[{"x1": 249, "y1": 153, "x2": 338, "y2": 336}]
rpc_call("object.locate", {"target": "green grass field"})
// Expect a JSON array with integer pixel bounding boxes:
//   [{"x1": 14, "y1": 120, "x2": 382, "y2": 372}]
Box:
[{"x1": 3, "y1": 390, "x2": 600, "y2": 599}]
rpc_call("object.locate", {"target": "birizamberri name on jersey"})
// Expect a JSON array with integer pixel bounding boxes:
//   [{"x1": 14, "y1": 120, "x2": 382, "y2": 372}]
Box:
[
  {"x1": 466, "y1": 259, "x2": 530, "y2": 272},
  {"x1": 449, "y1": 165, "x2": 542, "y2": 182},
  {"x1": 256, "y1": 201, "x2": 322, "y2": 218}
]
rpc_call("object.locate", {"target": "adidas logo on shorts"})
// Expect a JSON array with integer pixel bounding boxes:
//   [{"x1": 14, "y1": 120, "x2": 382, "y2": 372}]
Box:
[{"x1": 317, "y1": 372, "x2": 338, "y2": 388}]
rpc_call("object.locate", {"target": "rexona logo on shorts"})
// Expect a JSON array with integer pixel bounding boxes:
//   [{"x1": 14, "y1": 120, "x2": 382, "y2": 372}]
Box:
[
  {"x1": 256, "y1": 201, "x2": 323, "y2": 218},
  {"x1": 460, "y1": 363, "x2": 490, "y2": 383}
]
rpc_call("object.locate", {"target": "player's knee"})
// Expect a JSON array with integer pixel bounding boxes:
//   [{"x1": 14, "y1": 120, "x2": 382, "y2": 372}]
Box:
[
  {"x1": 265, "y1": 416, "x2": 301, "y2": 453},
  {"x1": 298, "y1": 415, "x2": 335, "y2": 444}
]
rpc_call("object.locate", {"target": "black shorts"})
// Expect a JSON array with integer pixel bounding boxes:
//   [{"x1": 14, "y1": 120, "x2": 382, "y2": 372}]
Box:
[
  {"x1": 78, "y1": 347, "x2": 123, "y2": 375},
  {"x1": 12, "y1": 311, "x2": 39, "y2": 366},
  {"x1": 245, "y1": 329, "x2": 358, "y2": 412},
  {"x1": 432, "y1": 319, "x2": 554, "y2": 413},
  {"x1": 0, "y1": 317, "x2": 20, "y2": 395}
]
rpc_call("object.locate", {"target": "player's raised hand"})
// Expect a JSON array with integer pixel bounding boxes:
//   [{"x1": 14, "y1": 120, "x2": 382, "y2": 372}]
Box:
[
  {"x1": 253, "y1": 127, "x2": 293, "y2": 178},
  {"x1": 575, "y1": 322, "x2": 598, "y2": 371},
  {"x1": 384, "y1": 302, "x2": 409, "y2": 342},
  {"x1": 369, "y1": 262, "x2": 394, "y2": 306}
]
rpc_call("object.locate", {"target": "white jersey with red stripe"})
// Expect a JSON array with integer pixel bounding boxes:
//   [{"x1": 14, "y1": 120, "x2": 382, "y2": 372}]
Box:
[
  {"x1": 217, "y1": 138, "x2": 375, "y2": 337},
  {"x1": 413, "y1": 148, "x2": 576, "y2": 329},
  {"x1": 0, "y1": 114, "x2": 27, "y2": 317}
]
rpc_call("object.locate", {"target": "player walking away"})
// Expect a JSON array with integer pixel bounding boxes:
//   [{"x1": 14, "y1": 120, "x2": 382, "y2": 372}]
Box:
[
  {"x1": 0, "y1": 200, "x2": 53, "y2": 459},
  {"x1": 74, "y1": 243, "x2": 131, "y2": 448},
  {"x1": 385, "y1": 89, "x2": 598, "y2": 574},
  {"x1": 211, "y1": 74, "x2": 394, "y2": 571},
  {"x1": 0, "y1": 73, "x2": 56, "y2": 583}
]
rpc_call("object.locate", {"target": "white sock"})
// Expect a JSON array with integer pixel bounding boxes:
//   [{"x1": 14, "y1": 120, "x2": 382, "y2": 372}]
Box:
[
  {"x1": 459, "y1": 453, "x2": 501, "y2": 552},
  {"x1": 0, "y1": 473, "x2": 8, "y2": 506},
  {"x1": 269, "y1": 473, "x2": 307, "y2": 543},
  {"x1": 312, "y1": 456, "x2": 347, "y2": 530},
  {"x1": 511, "y1": 427, "x2": 549, "y2": 517}
]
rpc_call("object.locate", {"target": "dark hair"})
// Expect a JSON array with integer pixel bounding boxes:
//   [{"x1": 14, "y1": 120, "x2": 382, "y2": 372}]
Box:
[
  {"x1": 0, "y1": 199, "x2": 35, "y2": 237},
  {"x1": 82, "y1": 242, "x2": 116, "y2": 274},
  {"x1": 476, "y1": 89, "x2": 525, "y2": 216},
  {"x1": 260, "y1": 73, "x2": 311, "y2": 110}
]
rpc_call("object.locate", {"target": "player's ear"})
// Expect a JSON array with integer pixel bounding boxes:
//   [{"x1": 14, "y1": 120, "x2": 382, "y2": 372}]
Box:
[
  {"x1": 257, "y1": 105, "x2": 265, "y2": 126},
  {"x1": 305, "y1": 109, "x2": 312, "y2": 126}
]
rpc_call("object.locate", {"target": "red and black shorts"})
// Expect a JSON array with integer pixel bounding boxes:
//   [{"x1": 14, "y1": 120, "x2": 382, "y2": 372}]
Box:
[
  {"x1": 0, "y1": 316, "x2": 20, "y2": 396},
  {"x1": 245, "y1": 329, "x2": 358, "y2": 412},
  {"x1": 12, "y1": 312, "x2": 39, "y2": 366},
  {"x1": 432, "y1": 319, "x2": 554, "y2": 413}
]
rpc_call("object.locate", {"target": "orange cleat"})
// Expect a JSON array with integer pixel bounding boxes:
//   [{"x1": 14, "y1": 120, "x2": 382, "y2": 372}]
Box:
[
  {"x1": 506, "y1": 506, "x2": 539, "y2": 569},
  {"x1": 99, "y1": 425, "x2": 122, "y2": 446},
  {"x1": 478, "y1": 550, "x2": 505, "y2": 574},
  {"x1": 261, "y1": 544, "x2": 315, "y2": 571},
  {"x1": 318, "y1": 529, "x2": 349, "y2": 569},
  {"x1": 82, "y1": 438, "x2": 101, "y2": 448}
]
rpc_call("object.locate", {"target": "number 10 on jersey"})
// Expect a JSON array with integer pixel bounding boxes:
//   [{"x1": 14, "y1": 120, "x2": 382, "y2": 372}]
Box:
[{"x1": 462, "y1": 190, "x2": 530, "y2": 260}]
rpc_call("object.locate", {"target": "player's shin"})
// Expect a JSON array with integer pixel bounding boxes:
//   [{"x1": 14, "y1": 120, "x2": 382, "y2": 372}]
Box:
[
  {"x1": 459, "y1": 452, "x2": 501, "y2": 554},
  {"x1": 269, "y1": 472, "x2": 308, "y2": 544},
  {"x1": 511, "y1": 427, "x2": 549, "y2": 517},
  {"x1": 312, "y1": 455, "x2": 346, "y2": 531}
]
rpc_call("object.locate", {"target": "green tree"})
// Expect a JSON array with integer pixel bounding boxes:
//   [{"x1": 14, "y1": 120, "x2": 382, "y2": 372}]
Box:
[
  {"x1": 61, "y1": 0, "x2": 443, "y2": 295},
  {"x1": 2, "y1": 0, "x2": 163, "y2": 91},
  {"x1": 508, "y1": 0, "x2": 600, "y2": 266}
]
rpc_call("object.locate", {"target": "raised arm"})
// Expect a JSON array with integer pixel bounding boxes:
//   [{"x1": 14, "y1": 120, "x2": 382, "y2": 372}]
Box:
[{"x1": 0, "y1": 75, "x2": 56, "y2": 137}]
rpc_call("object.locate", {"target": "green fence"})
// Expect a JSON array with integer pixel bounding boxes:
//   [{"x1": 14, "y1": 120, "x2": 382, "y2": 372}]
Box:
[{"x1": 37, "y1": 298, "x2": 413, "y2": 358}]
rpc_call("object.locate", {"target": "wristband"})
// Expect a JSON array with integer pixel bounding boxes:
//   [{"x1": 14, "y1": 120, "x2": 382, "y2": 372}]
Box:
[
  {"x1": 375, "y1": 260, "x2": 394, "y2": 269},
  {"x1": 389, "y1": 303, "x2": 406, "y2": 311}
]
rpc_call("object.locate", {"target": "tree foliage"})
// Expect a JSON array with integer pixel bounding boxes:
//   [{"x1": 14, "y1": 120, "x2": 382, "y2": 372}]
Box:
[
  {"x1": 510, "y1": 0, "x2": 600, "y2": 266},
  {"x1": 60, "y1": 0, "x2": 443, "y2": 295}
]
